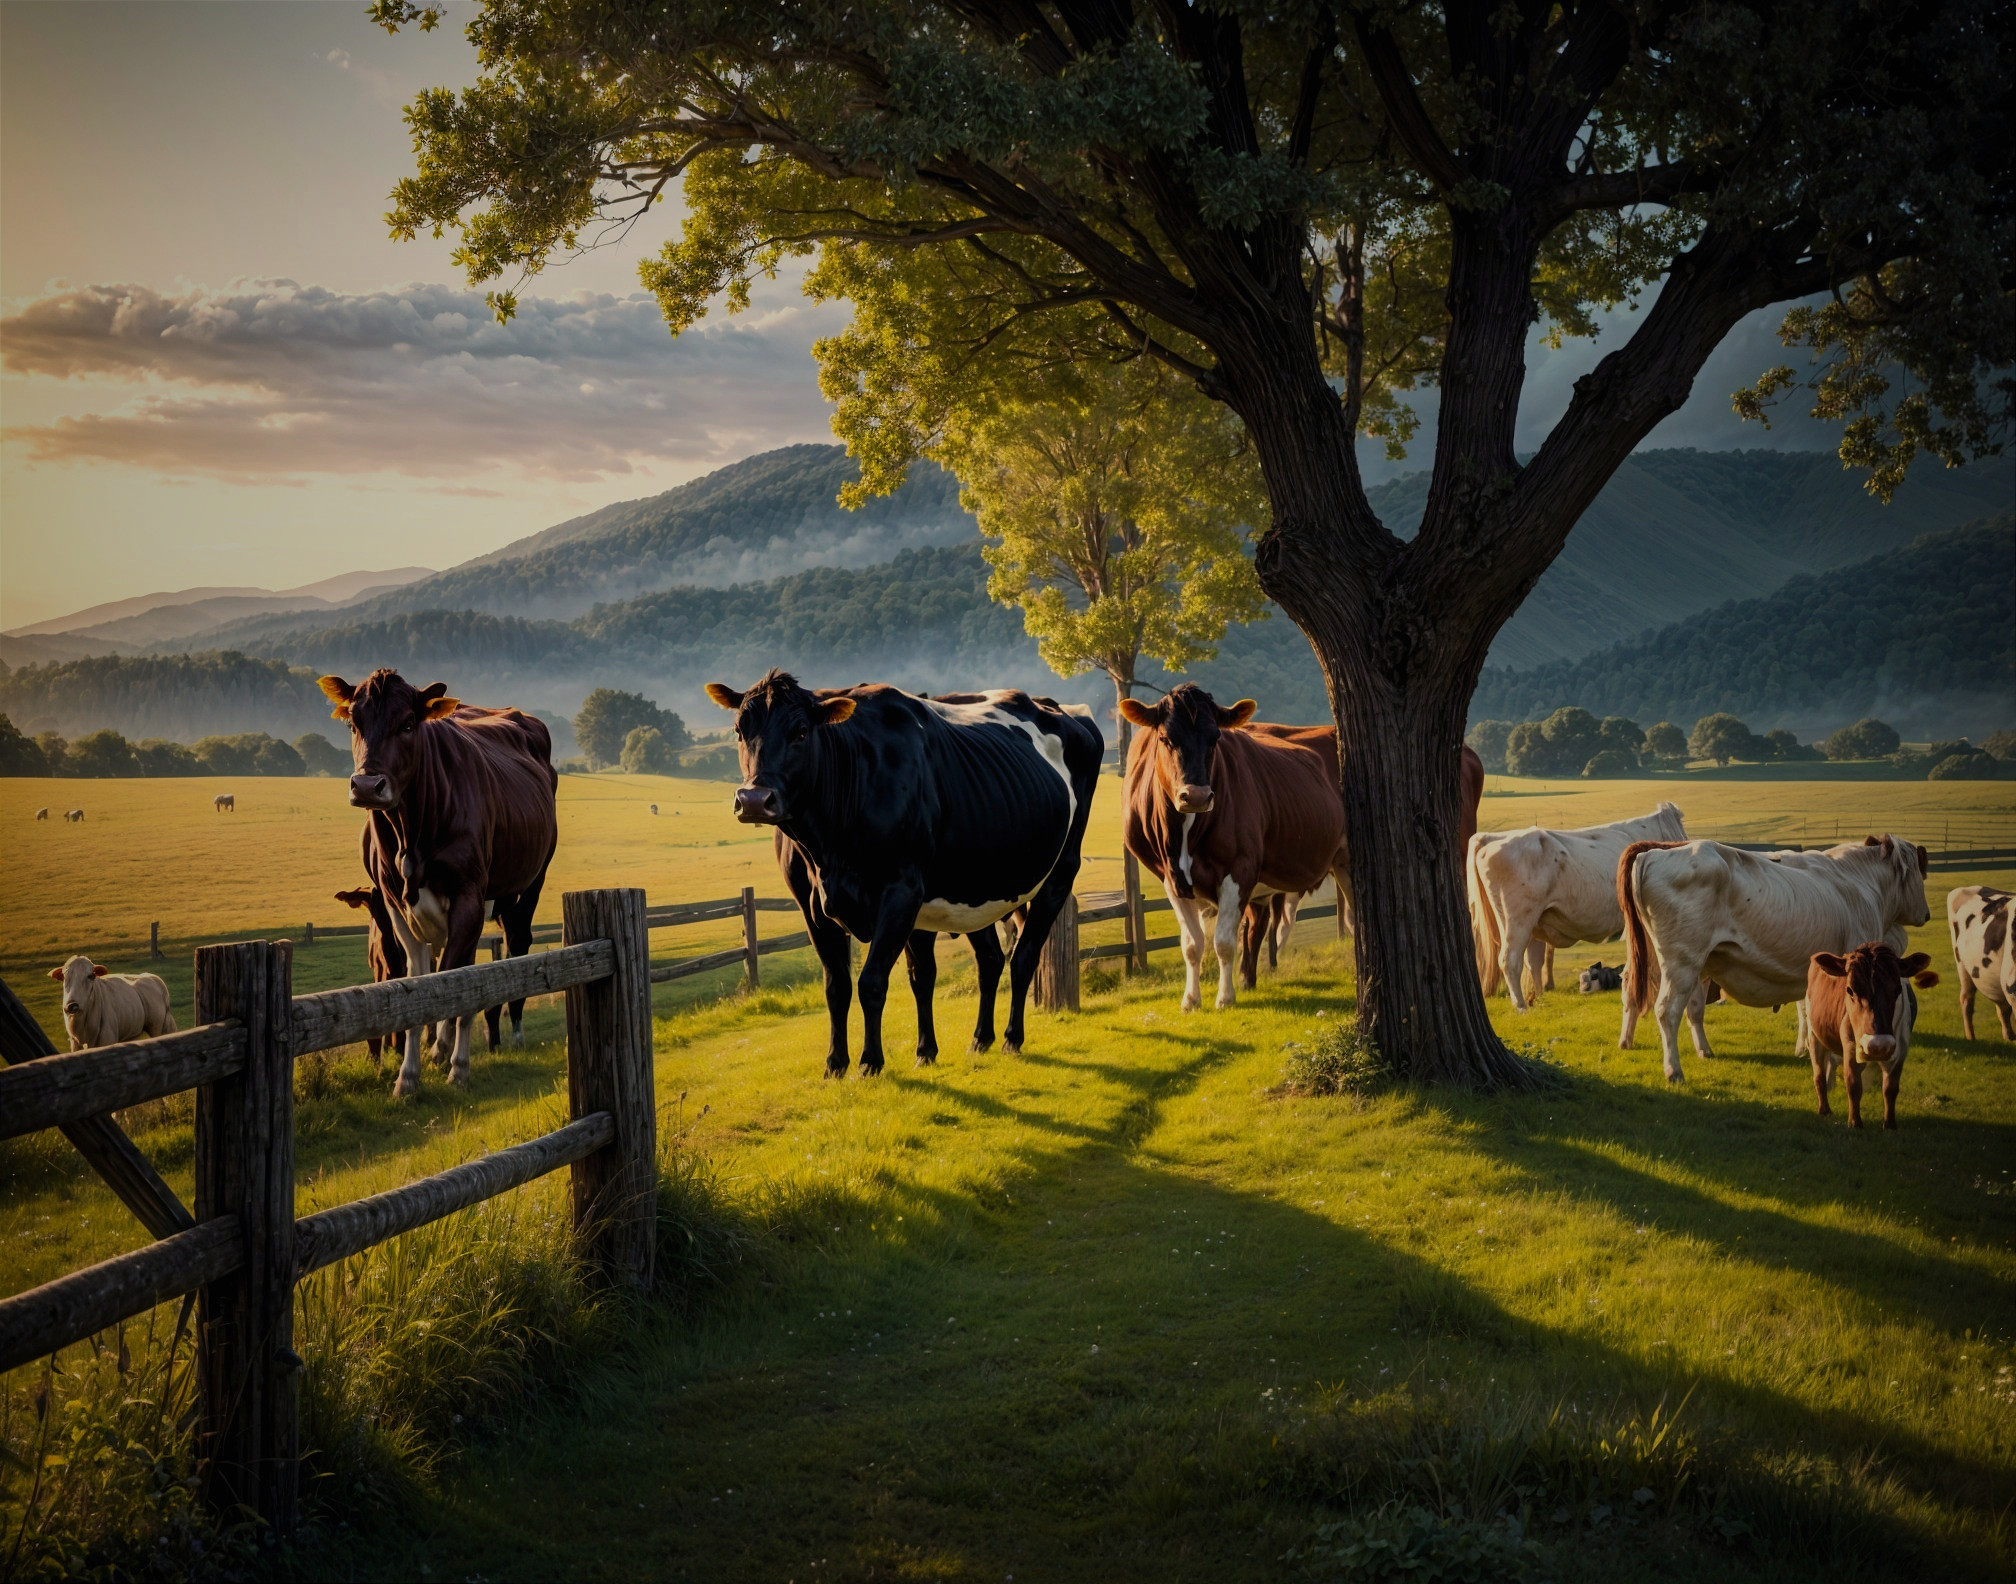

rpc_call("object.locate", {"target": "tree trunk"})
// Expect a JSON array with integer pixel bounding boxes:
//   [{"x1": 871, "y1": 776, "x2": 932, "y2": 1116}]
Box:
[{"x1": 1110, "y1": 670, "x2": 1135, "y2": 774}]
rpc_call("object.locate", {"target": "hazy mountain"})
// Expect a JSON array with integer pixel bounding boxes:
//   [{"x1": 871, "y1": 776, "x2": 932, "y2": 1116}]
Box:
[
  {"x1": 7, "y1": 567, "x2": 435, "y2": 641},
  {"x1": 1469, "y1": 515, "x2": 2015, "y2": 738}
]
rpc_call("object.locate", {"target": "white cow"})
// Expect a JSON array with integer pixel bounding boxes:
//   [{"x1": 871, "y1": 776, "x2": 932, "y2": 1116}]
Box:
[
  {"x1": 1467, "y1": 803, "x2": 1687, "y2": 1009},
  {"x1": 1948, "y1": 884, "x2": 2016, "y2": 1041},
  {"x1": 46, "y1": 956, "x2": 177, "y2": 1050},
  {"x1": 1619, "y1": 835, "x2": 1931, "y2": 1082}
]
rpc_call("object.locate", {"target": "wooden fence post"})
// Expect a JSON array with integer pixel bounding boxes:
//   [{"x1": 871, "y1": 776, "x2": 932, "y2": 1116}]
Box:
[
  {"x1": 303, "y1": 921, "x2": 314, "y2": 948},
  {"x1": 561, "y1": 889, "x2": 655, "y2": 1292},
  {"x1": 741, "y1": 886, "x2": 760, "y2": 991},
  {"x1": 149, "y1": 922, "x2": 162, "y2": 960},
  {"x1": 1123, "y1": 852, "x2": 1146, "y2": 974},
  {"x1": 1036, "y1": 895, "x2": 1080, "y2": 1012},
  {"x1": 193, "y1": 939, "x2": 296, "y2": 1532}
]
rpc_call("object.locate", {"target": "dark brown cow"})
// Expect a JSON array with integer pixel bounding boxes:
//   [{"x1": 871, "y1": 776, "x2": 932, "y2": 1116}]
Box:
[
  {"x1": 320, "y1": 669, "x2": 557, "y2": 1096},
  {"x1": 1798, "y1": 942, "x2": 1939, "y2": 1129},
  {"x1": 1120, "y1": 685, "x2": 1347, "y2": 1010}
]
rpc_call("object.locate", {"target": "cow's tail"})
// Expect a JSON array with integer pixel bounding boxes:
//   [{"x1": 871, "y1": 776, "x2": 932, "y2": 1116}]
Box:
[
  {"x1": 1618, "y1": 840, "x2": 1687, "y2": 1015},
  {"x1": 1466, "y1": 836, "x2": 1502, "y2": 995}
]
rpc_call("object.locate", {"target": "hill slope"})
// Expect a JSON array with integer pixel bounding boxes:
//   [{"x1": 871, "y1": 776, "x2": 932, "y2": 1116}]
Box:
[{"x1": 1469, "y1": 515, "x2": 2015, "y2": 736}]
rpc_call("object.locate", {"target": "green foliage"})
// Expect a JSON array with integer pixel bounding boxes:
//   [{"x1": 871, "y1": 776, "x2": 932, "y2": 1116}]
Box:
[
  {"x1": 1279, "y1": 1023, "x2": 1396, "y2": 1100},
  {"x1": 0, "y1": 650, "x2": 336, "y2": 743},
  {"x1": 1643, "y1": 722, "x2": 1690, "y2": 765},
  {"x1": 1927, "y1": 749, "x2": 2014, "y2": 781},
  {"x1": 1474, "y1": 519, "x2": 2014, "y2": 727},
  {"x1": 34, "y1": 732, "x2": 69, "y2": 775},
  {"x1": 574, "y1": 689, "x2": 688, "y2": 769},
  {"x1": 133, "y1": 739, "x2": 198, "y2": 777},
  {"x1": 1984, "y1": 729, "x2": 2016, "y2": 760},
  {"x1": 0, "y1": 713, "x2": 49, "y2": 776},
  {"x1": 1463, "y1": 721, "x2": 1513, "y2": 775},
  {"x1": 294, "y1": 732, "x2": 352, "y2": 777},
  {"x1": 1293, "y1": 1503, "x2": 1541, "y2": 1582},
  {"x1": 1690, "y1": 713, "x2": 1758, "y2": 767},
  {"x1": 937, "y1": 357, "x2": 1266, "y2": 728},
  {"x1": 1825, "y1": 718, "x2": 1904, "y2": 762},
  {"x1": 1505, "y1": 708, "x2": 1605, "y2": 778},
  {"x1": 619, "y1": 725, "x2": 677, "y2": 775},
  {"x1": 1582, "y1": 748, "x2": 1639, "y2": 779},
  {"x1": 66, "y1": 729, "x2": 137, "y2": 779}
]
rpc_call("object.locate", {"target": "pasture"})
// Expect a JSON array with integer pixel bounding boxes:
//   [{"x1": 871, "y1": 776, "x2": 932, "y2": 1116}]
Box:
[{"x1": 2, "y1": 771, "x2": 2013, "y2": 1579}]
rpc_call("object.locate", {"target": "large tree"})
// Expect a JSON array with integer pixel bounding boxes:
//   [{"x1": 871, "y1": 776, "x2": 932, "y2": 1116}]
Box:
[
  {"x1": 377, "y1": 0, "x2": 2010, "y2": 1086},
  {"x1": 935, "y1": 357, "x2": 1266, "y2": 766}
]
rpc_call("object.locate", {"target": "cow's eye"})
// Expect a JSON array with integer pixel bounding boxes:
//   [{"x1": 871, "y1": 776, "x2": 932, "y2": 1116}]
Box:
[
  {"x1": 403, "y1": 719, "x2": 417, "y2": 734},
  {"x1": 790, "y1": 725, "x2": 809, "y2": 744}
]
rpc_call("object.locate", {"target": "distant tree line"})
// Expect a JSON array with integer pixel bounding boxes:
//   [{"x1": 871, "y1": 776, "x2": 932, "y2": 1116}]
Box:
[
  {"x1": 0, "y1": 713, "x2": 349, "y2": 778},
  {"x1": 1467, "y1": 708, "x2": 2016, "y2": 780}
]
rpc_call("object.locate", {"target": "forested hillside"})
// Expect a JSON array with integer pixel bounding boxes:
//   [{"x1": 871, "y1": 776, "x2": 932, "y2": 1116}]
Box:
[
  {"x1": 0, "y1": 653, "x2": 337, "y2": 742},
  {"x1": 1470, "y1": 516, "x2": 2015, "y2": 736}
]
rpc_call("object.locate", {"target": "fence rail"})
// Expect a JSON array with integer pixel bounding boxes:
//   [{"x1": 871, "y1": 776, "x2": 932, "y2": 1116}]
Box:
[{"x1": 0, "y1": 887, "x2": 656, "y2": 1537}]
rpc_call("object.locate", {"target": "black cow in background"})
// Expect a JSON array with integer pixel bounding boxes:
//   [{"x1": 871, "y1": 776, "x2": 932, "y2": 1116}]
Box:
[{"x1": 705, "y1": 671, "x2": 1104, "y2": 1077}]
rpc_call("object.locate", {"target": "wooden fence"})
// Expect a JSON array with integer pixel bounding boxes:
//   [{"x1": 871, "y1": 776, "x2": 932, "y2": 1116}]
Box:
[{"x1": 0, "y1": 888, "x2": 656, "y2": 1535}]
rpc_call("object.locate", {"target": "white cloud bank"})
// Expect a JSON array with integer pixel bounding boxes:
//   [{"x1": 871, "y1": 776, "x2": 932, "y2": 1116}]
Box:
[{"x1": 1, "y1": 279, "x2": 847, "y2": 482}]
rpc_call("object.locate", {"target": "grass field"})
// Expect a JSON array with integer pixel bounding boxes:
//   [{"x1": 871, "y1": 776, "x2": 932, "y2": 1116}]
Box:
[{"x1": 3, "y1": 772, "x2": 2013, "y2": 1579}]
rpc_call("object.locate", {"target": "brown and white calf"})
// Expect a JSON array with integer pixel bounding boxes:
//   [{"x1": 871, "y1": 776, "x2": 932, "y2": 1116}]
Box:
[
  {"x1": 46, "y1": 956, "x2": 176, "y2": 1050},
  {"x1": 1797, "y1": 943, "x2": 1938, "y2": 1128},
  {"x1": 1947, "y1": 884, "x2": 2016, "y2": 1041},
  {"x1": 214, "y1": 793, "x2": 235, "y2": 812},
  {"x1": 1120, "y1": 686, "x2": 1347, "y2": 1010}
]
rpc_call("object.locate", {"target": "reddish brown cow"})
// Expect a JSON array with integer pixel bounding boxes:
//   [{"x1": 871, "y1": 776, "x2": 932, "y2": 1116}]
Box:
[
  {"x1": 1120, "y1": 685, "x2": 1348, "y2": 1010},
  {"x1": 320, "y1": 669, "x2": 557, "y2": 1096},
  {"x1": 1798, "y1": 942, "x2": 1939, "y2": 1129}
]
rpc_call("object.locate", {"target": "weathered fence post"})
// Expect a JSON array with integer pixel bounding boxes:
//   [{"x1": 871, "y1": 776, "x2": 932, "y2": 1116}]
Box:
[
  {"x1": 193, "y1": 939, "x2": 296, "y2": 1532},
  {"x1": 741, "y1": 886, "x2": 760, "y2": 990},
  {"x1": 303, "y1": 921, "x2": 314, "y2": 948},
  {"x1": 149, "y1": 922, "x2": 162, "y2": 960},
  {"x1": 1123, "y1": 852, "x2": 1146, "y2": 974},
  {"x1": 561, "y1": 889, "x2": 655, "y2": 1292},
  {"x1": 1036, "y1": 895, "x2": 1080, "y2": 1012}
]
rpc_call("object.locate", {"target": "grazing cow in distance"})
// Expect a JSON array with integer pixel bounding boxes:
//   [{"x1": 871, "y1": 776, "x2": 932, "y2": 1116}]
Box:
[
  {"x1": 65, "y1": 809, "x2": 83, "y2": 823},
  {"x1": 321, "y1": 669, "x2": 558, "y2": 1095},
  {"x1": 47, "y1": 956, "x2": 175, "y2": 1050},
  {"x1": 706, "y1": 672, "x2": 1102, "y2": 1075},
  {"x1": 649, "y1": 803, "x2": 659, "y2": 815},
  {"x1": 1120, "y1": 686, "x2": 1347, "y2": 1010},
  {"x1": 35, "y1": 808, "x2": 49, "y2": 821},
  {"x1": 1798, "y1": 943, "x2": 1938, "y2": 1128},
  {"x1": 1619, "y1": 835, "x2": 1931, "y2": 1083},
  {"x1": 1469, "y1": 803, "x2": 1688, "y2": 1009},
  {"x1": 214, "y1": 793, "x2": 235, "y2": 813},
  {"x1": 1579, "y1": 961, "x2": 1623, "y2": 994},
  {"x1": 1948, "y1": 884, "x2": 2015, "y2": 1040}
]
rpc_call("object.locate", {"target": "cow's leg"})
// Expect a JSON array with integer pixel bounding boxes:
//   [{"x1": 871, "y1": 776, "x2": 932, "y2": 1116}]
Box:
[
  {"x1": 1165, "y1": 883, "x2": 1207, "y2": 1012},
  {"x1": 967, "y1": 925, "x2": 1005, "y2": 1052},
  {"x1": 904, "y1": 931, "x2": 940, "y2": 1067},
  {"x1": 1238, "y1": 904, "x2": 1265, "y2": 990},
  {"x1": 1541, "y1": 943, "x2": 1556, "y2": 992},
  {"x1": 1652, "y1": 967, "x2": 1698, "y2": 1084},
  {"x1": 441, "y1": 893, "x2": 488, "y2": 1088},
  {"x1": 1880, "y1": 1057, "x2": 1903, "y2": 1129},
  {"x1": 485, "y1": 1004, "x2": 502, "y2": 1053},
  {"x1": 1210, "y1": 877, "x2": 1244, "y2": 1009},
  {"x1": 1844, "y1": 1056, "x2": 1865, "y2": 1129},
  {"x1": 498, "y1": 900, "x2": 538, "y2": 1047},
  {"x1": 394, "y1": 940, "x2": 433, "y2": 1098},
  {"x1": 1499, "y1": 913, "x2": 1538, "y2": 1013},
  {"x1": 1003, "y1": 866, "x2": 1081, "y2": 1054},
  {"x1": 1813, "y1": 1047, "x2": 1832, "y2": 1116},
  {"x1": 1275, "y1": 894, "x2": 1300, "y2": 956},
  {"x1": 1956, "y1": 968, "x2": 1976, "y2": 1039},
  {"x1": 1683, "y1": 979, "x2": 1715, "y2": 1059},
  {"x1": 1995, "y1": 994, "x2": 2015, "y2": 1042},
  {"x1": 855, "y1": 890, "x2": 923, "y2": 1077},
  {"x1": 808, "y1": 915, "x2": 855, "y2": 1078}
]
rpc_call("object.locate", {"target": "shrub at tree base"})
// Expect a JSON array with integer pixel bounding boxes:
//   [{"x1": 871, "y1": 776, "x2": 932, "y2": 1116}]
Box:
[
  {"x1": 620, "y1": 725, "x2": 677, "y2": 775},
  {"x1": 1279, "y1": 1025, "x2": 1396, "y2": 1100},
  {"x1": 574, "y1": 688, "x2": 689, "y2": 770},
  {"x1": 1824, "y1": 718, "x2": 1903, "y2": 761},
  {"x1": 1929, "y1": 749, "x2": 2013, "y2": 781},
  {"x1": 1582, "y1": 748, "x2": 1640, "y2": 779}
]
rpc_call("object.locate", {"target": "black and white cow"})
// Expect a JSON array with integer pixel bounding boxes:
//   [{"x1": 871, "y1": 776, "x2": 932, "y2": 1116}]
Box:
[{"x1": 704, "y1": 671, "x2": 1104, "y2": 1077}]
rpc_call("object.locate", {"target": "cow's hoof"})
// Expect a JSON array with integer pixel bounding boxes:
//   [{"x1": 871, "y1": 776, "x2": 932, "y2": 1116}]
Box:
[
  {"x1": 824, "y1": 1060, "x2": 848, "y2": 1080},
  {"x1": 968, "y1": 1036, "x2": 994, "y2": 1054},
  {"x1": 1180, "y1": 997, "x2": 1201, "y2": 1013},
  {"x1": 1215, "y1": 995, "x2": 1236, "y2": 1011},
  {"x1": 915, "y1": 1050, "x2": 938, "y2": 1068},
  {"x1": 449, "y1": 1070, "x2": 471, "y2": 1089},
  {"x1": 510, "y1": 1030, "x2": 524, "y2": 1049},
  {"x1": 393, "y1": 1076, "x2": 420, "y2": 1099},
  {"x1": 1002, "y1": 1039, "x2": 1022, "y2": 1056},
  {"x1": 859, "y1": 1060, "x2": 884, "y2": 1078}
]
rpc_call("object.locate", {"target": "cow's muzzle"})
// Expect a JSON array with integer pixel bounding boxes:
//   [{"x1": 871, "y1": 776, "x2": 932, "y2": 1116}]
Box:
[
  {"x1": 733, "y1": 784, "x2": 782, "y2": 824},
  {"x1": 63, "y1": 1002, "x2": 83, "y2": 1017},
  {"x1": 1175, "y1": 783, "x2": 1214, "y2": 815},
  {"x1": 348, "y1": 774, "x2": 397, "y2": 809},
  {"x1": 1858, "y1": 1034, "x2": 1898, "y2": 1062}
]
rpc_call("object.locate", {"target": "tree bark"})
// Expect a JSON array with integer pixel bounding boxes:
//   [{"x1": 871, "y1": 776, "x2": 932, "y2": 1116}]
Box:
[{"x1": 1110, "y1": 670, "x2": 1135, "y2": 773}]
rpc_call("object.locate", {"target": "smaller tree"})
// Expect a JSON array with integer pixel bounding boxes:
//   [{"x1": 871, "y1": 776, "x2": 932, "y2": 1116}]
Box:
[
  {"x1": 1690, "y1": 714, "x2": 1757, "y2": 767},
  {"x1": 294, "y1": 732, "x2": 351, "y2": 776},
  {"x1": 1929, "y1": 749, "x2": 2011, "y2": 781},
  {"x1": 69, "y1": 729, "x2": 136, "y2": 778},
  {"x1": 0, "y1": 714, "x2": 50, "y2": 777},
  {"x1": 575, "y1": 689, "x2": 690, "y2": 769},
  {"x1": 255, "y1": 737, "x2": 306, "y2": 776},
  {"x1": 1823, "y1": 718, "x2": 1902, "y2": 761},
  {"x1": 1582, "y1": 748, "x2": 1639, "y2": 779},
  {"x1": 620, "y1": 726, "x2": 677, "y2": 775},
  {"x1": 1465, "y1": 721, "x2": 1514, "y2": 775},
  {"x1": 1598, "y1": 717, "x2": 1646, "y2": 755},
  {"x1": 193, "y1": 734, "x2": 259, "y2": 776},
  {"x1": 1503, "y1": 721, "x2": 1549, "y2": 779},
  {"x1": 1983, "y1": 729, "x2": 2016, "y2": 762},
  {"x1": 1643, "y1": 723, "x2": 1690, "y2": 766},
  {"x1": 34, "y1": 731, "x2": 70, "y2": 775},
  {"x1": 134, "y1": 739, "x2": 199, "y2": 777}
]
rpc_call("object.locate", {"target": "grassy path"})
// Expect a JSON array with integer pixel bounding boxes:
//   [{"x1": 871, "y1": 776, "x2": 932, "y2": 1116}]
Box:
[{"x1": 301, "y1": 902, "x2": 2014, "y2": 1582}]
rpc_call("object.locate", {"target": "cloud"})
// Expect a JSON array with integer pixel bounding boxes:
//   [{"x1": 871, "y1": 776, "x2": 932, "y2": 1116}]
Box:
[{"x1": 1, "y1": 279, "x2": 846, "y2": 482}]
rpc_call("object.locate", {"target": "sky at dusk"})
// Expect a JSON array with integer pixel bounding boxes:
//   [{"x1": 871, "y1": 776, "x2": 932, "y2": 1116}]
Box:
[{"x1": 1, "y1": 1, "x2": 1844, "y2": 631}]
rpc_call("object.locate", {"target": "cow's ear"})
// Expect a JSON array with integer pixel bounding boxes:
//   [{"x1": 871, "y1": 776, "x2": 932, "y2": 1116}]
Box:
[
  {"x1": 1901, "y1": 951, "x2": 1932, "y2": 975},
  {"x1": 1216, "y1": 698, "x2": 1259, "y2": 729},
  {"x1": 1863, "y1": 833, "x2": 1882, "y2": 846},
  {"x1": 319, "y1": 675, "x2": 356, "y2": 721},
  {"x1": 422, "y1": 691, "x2": 461, "y2": 721},
  {"x1": 46, "y1": 967, "x2": 63, "y2": 980},
  {"x1": 1812, "y1": 952, "x2": 1848, "y2": 978},
  {"x1": 91, "y1": 963, "x2": 107, "y2": 978},
  {"x1": 816, "y1": 696, "x2": 857, "y2": 727},
  {"x1": 1117, "y1": 698, "x2": 1163, "y2": 728},
  {"x1": 1915, "y1": 843, "x2": 1929, "y2": 875},
  {"x1": 704, "y1": 683, "x2": 744, "y2": 711}
]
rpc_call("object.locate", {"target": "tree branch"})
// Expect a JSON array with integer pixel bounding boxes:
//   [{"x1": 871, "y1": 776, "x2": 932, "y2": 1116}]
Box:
[{"x1": 1349, "y1": 11, "x2": 1465, "y2": 191}]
